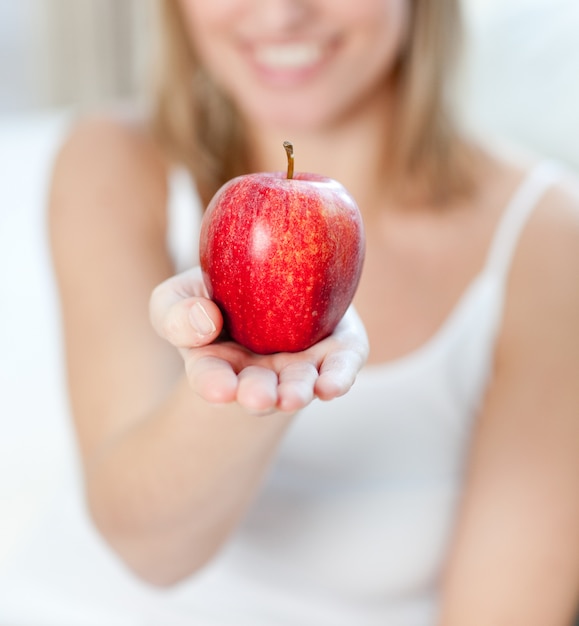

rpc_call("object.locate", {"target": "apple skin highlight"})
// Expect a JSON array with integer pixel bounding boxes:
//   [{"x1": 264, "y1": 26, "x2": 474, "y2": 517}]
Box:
[{"x1": 199, "y1": 171, "x2": 365, "y2": 355}]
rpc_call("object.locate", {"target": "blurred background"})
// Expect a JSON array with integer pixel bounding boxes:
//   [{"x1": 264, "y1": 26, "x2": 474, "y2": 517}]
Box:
[{"x1": 0, "y1": 0, "x2": 150, "y2": 113}]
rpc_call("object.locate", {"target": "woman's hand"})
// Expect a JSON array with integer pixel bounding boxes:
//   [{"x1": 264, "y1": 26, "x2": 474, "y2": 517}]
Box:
[{"x1": 150, "y1": 267, "x2": 369, "y2": 414}]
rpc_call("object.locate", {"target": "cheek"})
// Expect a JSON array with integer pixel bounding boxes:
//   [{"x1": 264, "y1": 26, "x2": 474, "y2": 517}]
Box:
[
  {"x1": 331, "y1": 0, "x2": 409, "y2": 21},
  {"x1": 176, "y1": 0, "x2": 245, "y2": 56},
  {"x1": 177, "y1": 0, "x2": 243, "y2": 23},
  {"x1": 367, "y1": 0, "x2": 411, "y2": 74},
  {"x1": 176, "y1": 0, "x2": 241, "y2": 74},
  {"x1": 345, "y1": 0, "x2": 410, "y2": 79},
  {"x1": 348, "y1": 0, "x2": 410, "y2": 46}
]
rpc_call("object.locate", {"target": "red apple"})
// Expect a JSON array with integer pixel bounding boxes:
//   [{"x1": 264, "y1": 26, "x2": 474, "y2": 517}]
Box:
[{"x1": 199, "y1": 142, "x2": 365, "y2": 354}]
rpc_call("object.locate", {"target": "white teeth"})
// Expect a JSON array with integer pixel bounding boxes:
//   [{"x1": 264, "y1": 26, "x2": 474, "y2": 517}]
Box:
[{"x1": 254, "y1": 43, "x2": 323, "y2": 69}]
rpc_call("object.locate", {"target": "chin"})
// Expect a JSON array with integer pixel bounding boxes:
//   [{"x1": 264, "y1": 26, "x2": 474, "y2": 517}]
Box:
[{"x1": 240, "y1": 97, "x2": 345, "y2": 134}]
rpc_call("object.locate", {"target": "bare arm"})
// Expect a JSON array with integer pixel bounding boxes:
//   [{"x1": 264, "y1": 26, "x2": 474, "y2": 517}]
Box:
[
  {"x1": 438, "y1": 183, "x2": 579, "y2": 624},
  {"x1": 49, "y1": 118, "x2": 368, "y2": 587}
]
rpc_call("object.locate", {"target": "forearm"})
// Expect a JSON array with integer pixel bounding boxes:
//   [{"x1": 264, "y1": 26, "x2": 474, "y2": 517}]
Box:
[{"x1": 85, "y1": 375, "x2": 294, "y2": 586}]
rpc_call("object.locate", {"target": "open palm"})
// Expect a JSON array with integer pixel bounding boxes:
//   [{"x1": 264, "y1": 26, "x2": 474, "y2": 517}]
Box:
[{"x1": 150, "y1": 267, "x2": 369, "y2": 414}]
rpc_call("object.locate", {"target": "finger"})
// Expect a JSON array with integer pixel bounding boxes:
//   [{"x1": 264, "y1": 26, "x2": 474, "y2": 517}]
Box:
[
  {"x1": 314, "y1": 306, "x2": 368, "y2": 400},
  {"x1": 315, "y1": 350, "x2": 365, "y2": 401},
  {"x1": 332, "y1": 305, "x2": 369, "y2": 351},
  {"x1": 237, "y1": 366, "x2": 279, "y2": 413},
  {"x1": 149, "y1": 267, "x2": 210, "y2": 337},
  {"x1": 159, "y1": 297, "x2": 223, "y2": 348},
  {"x1": 185, "y1": 354, "x2": 238, "y2": 404},
  {"x1": 277, "y1": 361, "x2": 319, "y2": 412}
]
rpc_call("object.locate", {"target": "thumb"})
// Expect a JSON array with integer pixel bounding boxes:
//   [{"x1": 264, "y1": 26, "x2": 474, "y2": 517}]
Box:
[{"x1": 158, "y1": 297, "x2": 223, "y2": 348}]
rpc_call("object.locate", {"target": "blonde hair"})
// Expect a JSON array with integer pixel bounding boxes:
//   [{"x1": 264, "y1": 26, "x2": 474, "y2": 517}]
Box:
[{"x1": 150, "y1": 0, "x2": 467, "y2": 207}]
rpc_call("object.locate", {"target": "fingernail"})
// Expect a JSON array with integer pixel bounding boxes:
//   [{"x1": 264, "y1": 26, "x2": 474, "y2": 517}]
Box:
[{"x1": 189, "y1": 302, "x2": 216, "y2": 336}]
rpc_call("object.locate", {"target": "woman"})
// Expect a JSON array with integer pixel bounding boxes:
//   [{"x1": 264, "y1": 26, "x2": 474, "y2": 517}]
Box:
[{"x1": 19, "y1": 0, "x2": 579, "y2": 623}]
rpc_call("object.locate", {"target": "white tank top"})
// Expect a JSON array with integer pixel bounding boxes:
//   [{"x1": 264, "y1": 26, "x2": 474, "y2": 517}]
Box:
[{"x1": 0, "y1": 161, "x2": 562, "y2": 626}]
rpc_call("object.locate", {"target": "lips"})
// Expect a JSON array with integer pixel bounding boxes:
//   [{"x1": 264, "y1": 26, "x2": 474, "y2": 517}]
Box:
[
  {"x1": 253, "y1": 42, "x2": 324, "y2": 70},
  {"x1": 242, "y1": 38, "x2": 338, "y2": 86}
]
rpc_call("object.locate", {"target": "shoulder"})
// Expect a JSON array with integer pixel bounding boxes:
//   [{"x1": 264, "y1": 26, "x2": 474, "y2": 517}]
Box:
[
  {"x1": 50, "y1": 113, "x2": 170, "y2": 225},
  {"x1": 49, "y1": 113, "x2": 178, "y2": 277},
  {"x1": 513, "y1": 164, "x2": 579, "y2": 298},
  {"x1": 499, "y1": 161, "x2": 579, "y2": 367},
  {"x1": 524, "y1": 165, "x2": 579, "y2": 251}
]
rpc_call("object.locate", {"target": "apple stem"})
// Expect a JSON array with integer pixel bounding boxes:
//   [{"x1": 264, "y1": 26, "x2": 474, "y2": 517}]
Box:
[{"x1": 283, "y1": 141, "x2": 294, "y2": 180}]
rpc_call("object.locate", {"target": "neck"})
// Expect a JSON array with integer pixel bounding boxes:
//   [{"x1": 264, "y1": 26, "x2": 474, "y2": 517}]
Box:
[{"x1": 243, "y1": 82, "x2": 397, "y2": 217}]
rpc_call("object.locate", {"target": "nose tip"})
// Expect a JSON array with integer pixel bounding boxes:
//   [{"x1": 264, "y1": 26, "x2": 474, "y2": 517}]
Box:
[{"x1": 254, "y1": 0, "x2": 312, "y2": 34}]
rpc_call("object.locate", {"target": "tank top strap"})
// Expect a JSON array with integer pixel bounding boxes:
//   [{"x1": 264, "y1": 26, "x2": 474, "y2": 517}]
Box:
[
  {"x1": 165, "y1": 166, "x2": 203, "y2": 274},
  {"x1": 483, "y1": 160, "x2": 563, "y2": 281}
]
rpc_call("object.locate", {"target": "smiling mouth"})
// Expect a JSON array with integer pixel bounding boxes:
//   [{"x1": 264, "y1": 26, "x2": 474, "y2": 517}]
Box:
[{"x1": 253, "y1": 42, "x2": 325, "y2": 70}]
